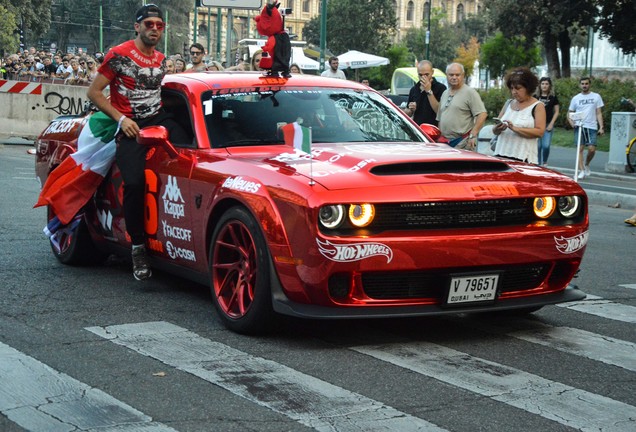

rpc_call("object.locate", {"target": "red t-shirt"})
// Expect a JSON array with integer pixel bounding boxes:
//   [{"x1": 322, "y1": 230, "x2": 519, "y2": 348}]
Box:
[{"x1": 98, "y1": 40, "x2": 165, "y2": 119}]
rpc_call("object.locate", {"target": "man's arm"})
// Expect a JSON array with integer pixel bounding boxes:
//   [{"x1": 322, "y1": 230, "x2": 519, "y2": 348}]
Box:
[
  {"x1": 470, "y1": 112, "x2": 488, "y2": 137},
  {"x1": 596, "y1": 107, "x2": 604, "y2": 135},
  {"x1": 87, "y1": 74, "x2": 139, "y2": 138}
]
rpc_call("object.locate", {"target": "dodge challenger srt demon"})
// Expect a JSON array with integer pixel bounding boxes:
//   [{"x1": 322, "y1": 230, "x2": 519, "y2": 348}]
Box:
[{"x1": 35, "y1": 72, "x2": 588, "y2": 333}]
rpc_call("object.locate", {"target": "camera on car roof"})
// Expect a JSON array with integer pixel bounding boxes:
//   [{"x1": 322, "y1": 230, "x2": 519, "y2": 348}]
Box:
[{"x1": 280, "y1": 8, "x2": 292, "y2": 15}]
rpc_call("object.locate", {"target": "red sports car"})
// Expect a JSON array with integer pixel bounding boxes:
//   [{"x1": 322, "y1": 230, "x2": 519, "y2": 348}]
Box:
[{"x1": 35, "y1": 72, "x2": 588, "y2": 333}]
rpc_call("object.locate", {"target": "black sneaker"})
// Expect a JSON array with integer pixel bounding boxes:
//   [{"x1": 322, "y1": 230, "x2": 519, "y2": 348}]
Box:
[{"x1": 131, "y1": 246, "x2": 152, "y2": 280}]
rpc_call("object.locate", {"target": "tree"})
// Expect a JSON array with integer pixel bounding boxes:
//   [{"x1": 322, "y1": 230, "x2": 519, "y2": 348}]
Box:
[
  {"x1": 365, "y1": 44, "x2": 413, "y2": 90},
  {"x1": 0, "y1": 4, "x2": 19, "y2": 54},
  {"x1": 480, "y1": 32, "x2": 541, "y2": 80},
  {"x1": 0, "y1": 0, "x2": 52, "y2": 52},
  {"x1": 402, "y1": 8, "x2": 460, "y2": 69},
  {"x1": 484, "y1": 0, "x2": 596, "y2": 78},
  {"x1": 302, "y1": 0, "x2": 396, "y2": 55},
  {"x1": 596, "y1": 0, "x2": 636, "y2": 55},
  {"x1": 455, "y1": 36, "x2": 480, "y2": 81}
]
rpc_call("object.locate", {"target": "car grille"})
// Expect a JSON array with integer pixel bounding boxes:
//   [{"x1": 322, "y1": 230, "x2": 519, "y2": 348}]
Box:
[
  {"x1": 361, "y1": 263, "x2": 550, "y2": 300},
  {"x1": 373, "y1": 199, "x2": 534, "y2": 230}
]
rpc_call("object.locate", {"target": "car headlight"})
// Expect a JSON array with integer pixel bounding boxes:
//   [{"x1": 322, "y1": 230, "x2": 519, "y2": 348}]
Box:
[
  {"x1": 533, "y1": 197, "x2": 556, "y2": 219},
  {"x1": 349, "y1": 204, "x2": 375, "y2": 227},
  {"x1": 558, "y1": 196, "x2": 581, "y2": 218},
  {"x1": 319, "y1": 205, "x2": 345, "y2": 229}
]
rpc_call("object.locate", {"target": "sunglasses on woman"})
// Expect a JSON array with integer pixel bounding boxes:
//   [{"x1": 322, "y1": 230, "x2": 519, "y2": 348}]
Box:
[{"x1": 142, "y1": 20, "x2": 165, "y2": 30}]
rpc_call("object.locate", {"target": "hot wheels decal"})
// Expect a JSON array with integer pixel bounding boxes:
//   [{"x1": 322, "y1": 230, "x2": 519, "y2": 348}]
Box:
[
  {"x1": 554, "y1": 231, "x2": 588, "y2": 254},
  {"x1": 317, "y1": 239, "x2": 393, "y2": 263}
]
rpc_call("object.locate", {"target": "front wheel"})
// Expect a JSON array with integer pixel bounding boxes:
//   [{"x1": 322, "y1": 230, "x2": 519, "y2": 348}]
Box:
[
  {"x1": 626, "y1": 137, "x2": 636, "y2": 173},
  {"x1": 209, "y1": 206, "x2": 275, "y2": 334}
]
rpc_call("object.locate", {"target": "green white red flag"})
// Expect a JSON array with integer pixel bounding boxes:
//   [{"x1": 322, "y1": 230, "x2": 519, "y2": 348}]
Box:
[
  {"x1": 35, "y1": 111, "x2": 117, "y2": 225},
  {"x1": 281, "y1": 122, "x2": 312, "y2": 154}
]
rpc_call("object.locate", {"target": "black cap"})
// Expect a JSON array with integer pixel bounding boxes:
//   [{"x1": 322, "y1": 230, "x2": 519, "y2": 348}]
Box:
[{"x1": 135, "y1": 4, "x2": 163, "y2": 23}]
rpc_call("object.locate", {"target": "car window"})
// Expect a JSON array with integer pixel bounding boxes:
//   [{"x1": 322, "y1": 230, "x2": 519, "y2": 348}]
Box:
[{"x1": 201, "y1": 87, "x2": 427, "y2": 148}]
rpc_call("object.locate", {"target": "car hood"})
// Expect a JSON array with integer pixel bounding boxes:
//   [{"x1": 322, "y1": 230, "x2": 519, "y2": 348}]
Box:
[{"x1": 226, "y1": 142, "x2": 572, "y2": 192}]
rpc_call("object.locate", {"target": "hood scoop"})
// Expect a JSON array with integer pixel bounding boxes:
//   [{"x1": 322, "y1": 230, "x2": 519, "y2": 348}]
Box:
[{"x1": 370, "y1": 160, "x2": 511, "y2": 176}]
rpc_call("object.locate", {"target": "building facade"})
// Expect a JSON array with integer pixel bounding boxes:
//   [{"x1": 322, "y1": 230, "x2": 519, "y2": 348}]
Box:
[{"x1": 192, "y1": 0, "x2": 482, "y2": 60}]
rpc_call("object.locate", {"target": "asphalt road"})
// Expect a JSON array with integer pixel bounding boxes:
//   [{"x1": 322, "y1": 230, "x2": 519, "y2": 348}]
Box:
[{"x1": 1, "y1": 143, "x2": 635, "y2": 432}]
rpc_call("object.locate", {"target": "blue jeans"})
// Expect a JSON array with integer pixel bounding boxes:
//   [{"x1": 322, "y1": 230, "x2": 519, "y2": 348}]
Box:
[{"x1": 538, "y1": 129, "x2": 553, "y2": 164}]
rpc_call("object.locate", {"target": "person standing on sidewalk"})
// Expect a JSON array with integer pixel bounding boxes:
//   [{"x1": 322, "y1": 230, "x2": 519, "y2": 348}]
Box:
[
  {"x1": 567, "y1": 77, "x2": 604, "y2": 179},
  {"x1": 536, "y1": 77, "x2": 560, "y2": 166},
  {"x1": 404, "y1": 60, "x2": 446, "y2": 126},
  {"x1": 436, "y1": 63, "x2": 487, "y2": 150},
  {"x1": 87, "y1": 4, "x2": 188, "y2": 281}
]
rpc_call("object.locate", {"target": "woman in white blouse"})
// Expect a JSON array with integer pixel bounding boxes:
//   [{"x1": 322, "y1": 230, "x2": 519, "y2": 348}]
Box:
[{"x1": 493, "y1": 67, "x2": 546, "y2": 164}]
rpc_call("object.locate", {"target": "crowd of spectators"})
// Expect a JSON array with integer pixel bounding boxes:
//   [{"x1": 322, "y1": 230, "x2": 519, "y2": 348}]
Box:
[
  {"x1": 0, "y1": 45, "x2": 309, "y2": 85},
  {"x1": 0, "y1": 46, "x2": 104, "y2": 85}
]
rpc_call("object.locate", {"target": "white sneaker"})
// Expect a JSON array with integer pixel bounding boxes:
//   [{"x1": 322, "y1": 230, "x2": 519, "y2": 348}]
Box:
[
  {"x1": 584, "y1": 165, "x2": 591, "y2": 177},
  {"x1": 577, "y1": 170, "x2": 585, "y2": 179}
]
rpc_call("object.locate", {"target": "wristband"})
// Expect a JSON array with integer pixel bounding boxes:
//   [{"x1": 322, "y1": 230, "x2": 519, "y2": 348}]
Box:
[{"x1": 115, "y1": 115, "x2": 127, "y2": 135}]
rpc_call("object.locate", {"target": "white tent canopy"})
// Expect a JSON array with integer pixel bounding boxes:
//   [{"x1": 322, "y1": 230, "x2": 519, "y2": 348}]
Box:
[{"x1": 335, "y1": 50, "x2": 390, "y2": 69}]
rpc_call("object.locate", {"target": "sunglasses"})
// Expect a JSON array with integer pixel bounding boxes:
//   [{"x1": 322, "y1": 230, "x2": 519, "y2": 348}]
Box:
[
  {"x1": 142, "y1": 20, "x2": 165, "y2": 30},
  {"x1": 190, "y1": 51, "x2": 202, "y2": 56}
]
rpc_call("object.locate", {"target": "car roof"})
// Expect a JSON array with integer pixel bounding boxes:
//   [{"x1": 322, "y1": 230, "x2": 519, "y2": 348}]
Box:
[{"x1": 162, "y1": 71, "x2": 368, "y2": 92}]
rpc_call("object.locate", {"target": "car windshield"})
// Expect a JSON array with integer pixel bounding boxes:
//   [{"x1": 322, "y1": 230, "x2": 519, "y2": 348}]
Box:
[{"x1": 201, "y1": 87, "x2": 428, "y2": 148}]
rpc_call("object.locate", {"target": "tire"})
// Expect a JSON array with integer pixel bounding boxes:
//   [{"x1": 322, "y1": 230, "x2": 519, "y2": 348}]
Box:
[
  {"x1": 48, "y1": 207, "x2": 107, "y2": 266},
  {"x1": 209, "y1": 206, "x2": 275, "y2": 334},
  {"x1": 626, "y1": 137, "x2": 636, "y2": 173}
]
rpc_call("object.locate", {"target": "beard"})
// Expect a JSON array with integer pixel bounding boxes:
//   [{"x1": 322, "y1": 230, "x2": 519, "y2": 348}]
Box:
[{"x1": 139, "y1": 32, "x2": 160, "y2": 48}]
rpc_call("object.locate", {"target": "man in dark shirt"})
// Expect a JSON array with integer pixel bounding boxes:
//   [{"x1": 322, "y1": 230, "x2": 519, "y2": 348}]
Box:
[{"x1": 404, "y1": 60, "x2": 446, "y2": 126}]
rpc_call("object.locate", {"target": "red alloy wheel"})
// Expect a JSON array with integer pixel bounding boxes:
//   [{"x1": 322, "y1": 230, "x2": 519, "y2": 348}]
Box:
[{"x1": 212, "y1": 219, "x2": 258, "y2": 319}]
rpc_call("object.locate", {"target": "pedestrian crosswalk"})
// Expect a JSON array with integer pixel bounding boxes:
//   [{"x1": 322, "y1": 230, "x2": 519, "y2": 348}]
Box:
[{"x1": 1, "y1": 293, "x2": 635, "y2": 431}]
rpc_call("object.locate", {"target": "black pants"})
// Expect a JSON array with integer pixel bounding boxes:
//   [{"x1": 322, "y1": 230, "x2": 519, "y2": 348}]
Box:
[{"x1": 116, "y1": 110, "x2": 189, "y2": 245}]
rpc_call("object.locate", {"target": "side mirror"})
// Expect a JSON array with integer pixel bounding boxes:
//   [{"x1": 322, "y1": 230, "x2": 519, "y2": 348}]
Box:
[
  {"x1": 137, "y1": 125, "x2": 179, "y2": 158},
  {"x1": 419, "y1": 123, "x2": 442, "y2": 142}
]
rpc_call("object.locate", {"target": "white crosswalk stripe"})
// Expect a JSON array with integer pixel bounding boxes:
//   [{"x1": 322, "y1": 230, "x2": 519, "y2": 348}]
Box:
[
  {"x1": 507, "y1": 324, "x2": 636, "y2": 372},
  {"x1": 86, "y1": 321, "x2": 447, "y2": 432},
  {"x1": 351, "y1": 341, "x2": 636, "y2": 431},
  {"x1": 0, "y1": 341, "x2": 177, "y2": 432},
  {"x1": 556, "y1": 294, "x2": 636, "y2": 323}
]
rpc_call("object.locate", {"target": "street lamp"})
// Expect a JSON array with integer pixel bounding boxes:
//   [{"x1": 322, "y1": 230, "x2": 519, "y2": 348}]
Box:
[
  {"x1": 425, "y1": 2, "x2": 431, "y2": 60},
  {"x1": 319, "y1": 0, "x2": 327, "y2": 73}
]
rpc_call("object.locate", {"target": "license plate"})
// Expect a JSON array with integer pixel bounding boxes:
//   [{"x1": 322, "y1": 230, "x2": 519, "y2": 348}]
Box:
[{"x1": 447, "y1": 274, "x2": 499, "y2": 305}]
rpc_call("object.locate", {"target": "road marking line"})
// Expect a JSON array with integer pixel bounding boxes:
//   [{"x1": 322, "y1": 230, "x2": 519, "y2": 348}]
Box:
[
  {"x1": 352, "y1": 342, "x2": 636, "y2": 431},
  {"x1": 86, "y1": 321, "x2": 447, "y2": 432},
  {"x1": 556, "y1": 294, "x2": 636, "y2": 323},
  {"x1": 0, "y1": 341, "x2": 177, "y2": 432},
  {"x1": 508, "y1": 324, "x2": 636, "y2": 372}
]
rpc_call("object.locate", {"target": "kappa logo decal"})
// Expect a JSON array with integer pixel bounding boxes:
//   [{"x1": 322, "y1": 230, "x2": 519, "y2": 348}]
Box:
[
  {"x1": 554, "y1": 231, "x2": 589, "y2": 254},
  {"x1": 162, "y1": 176, "x2": 185, "y2": 219},
  {"x1": 317, "y1": 239, "x2": 393, "y2": 263}
]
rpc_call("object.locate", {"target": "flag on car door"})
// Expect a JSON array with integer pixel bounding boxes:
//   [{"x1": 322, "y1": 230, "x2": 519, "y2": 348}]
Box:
[
  {"x1": 35, "y1": 111, "x2": 117, "y2": 225},
  {"x1": 281, "y1": 122, "x2": 312, "y2": 154}
]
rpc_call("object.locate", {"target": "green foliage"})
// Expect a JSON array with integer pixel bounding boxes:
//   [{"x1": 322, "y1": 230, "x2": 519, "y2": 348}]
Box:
[
  {"x1": 301, "y1": 0, "x2": 396, "y2": 56},
  {"x1": 596, "y1": 0, "x2": 636, "y2": 55},
  {"x1": 480, "y1": 32, "x2": 541, "y2": 79},
  {"x1": 363, "y1": 44, "x2": 413, "y2": 91},
  {"x1": 403, "y1": 8, "x2": 460, "y2": 68},
  {"x1": 0, "y1": 4, "x2": 19, "y2": 53}
]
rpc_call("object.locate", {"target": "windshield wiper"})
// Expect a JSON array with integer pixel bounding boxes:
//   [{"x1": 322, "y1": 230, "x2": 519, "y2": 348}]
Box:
[{"x1": 224, "y1": 138, "x2": 281, "y2": 147}]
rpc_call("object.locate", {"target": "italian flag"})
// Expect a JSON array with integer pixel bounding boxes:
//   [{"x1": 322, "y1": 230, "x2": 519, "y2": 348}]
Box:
[
  {"x1": 281, "y1": 122, "x2": 312, "y2": 154},
  {"x1": 35, "y1": 111, "x2": 118, "y2": 225}
]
